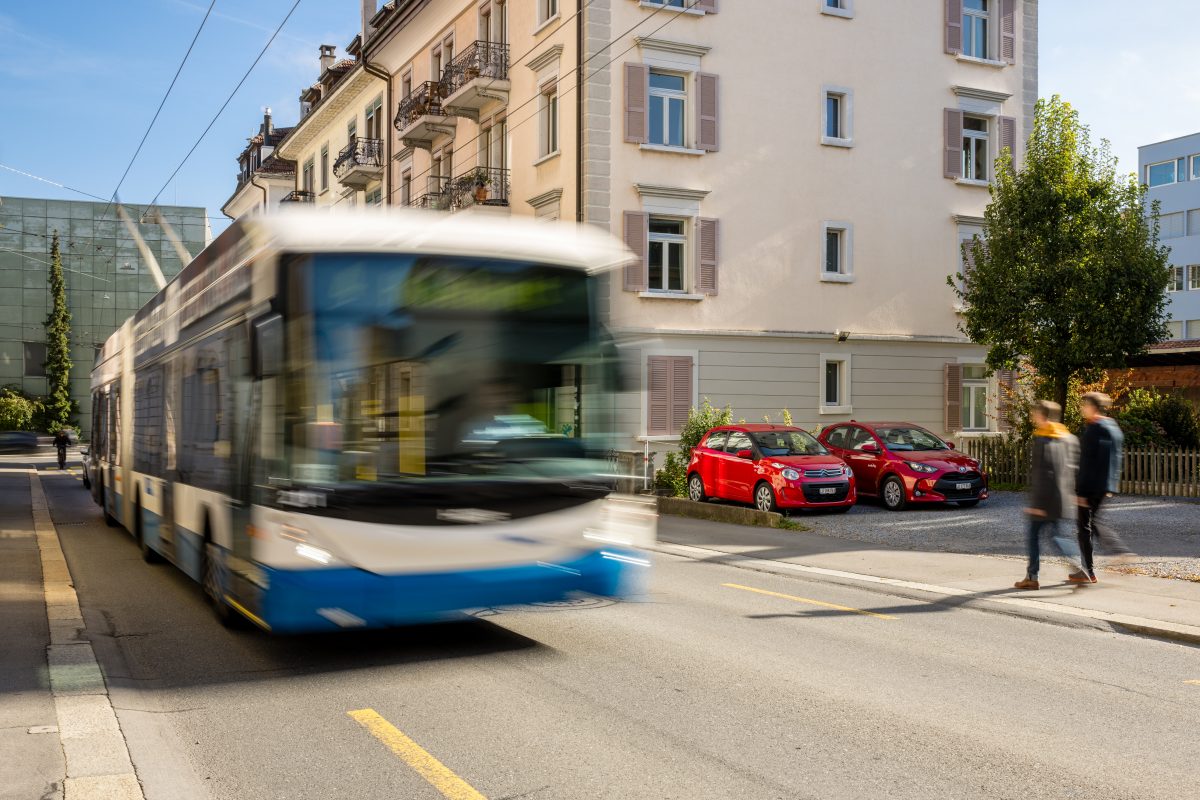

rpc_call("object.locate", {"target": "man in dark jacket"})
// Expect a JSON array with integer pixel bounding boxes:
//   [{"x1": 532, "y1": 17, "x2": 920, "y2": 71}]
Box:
[
  {"x1": 1015, "y1": 401, "x2": 1091, "y2": 590},
  {"x1": 1075, "y1": 391, "x2": 1131, "y2": 583}
]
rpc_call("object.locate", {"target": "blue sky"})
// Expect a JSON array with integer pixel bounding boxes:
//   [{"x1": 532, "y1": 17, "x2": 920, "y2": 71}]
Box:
[{"x1": 2, "y1": 0, "x2": 1198, "y2": 231}]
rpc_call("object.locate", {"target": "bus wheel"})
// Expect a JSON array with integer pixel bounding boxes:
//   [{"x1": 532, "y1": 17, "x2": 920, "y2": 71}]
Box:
[
  {"x1": 101, "y1": 480, "x2": 118, "y2": 528},
  {"x1": 135, "y1": 496, "x2": 161, "y2": 564},
  {"x1": 202, "y1": 538, "x2": 242, "y2": 629}
]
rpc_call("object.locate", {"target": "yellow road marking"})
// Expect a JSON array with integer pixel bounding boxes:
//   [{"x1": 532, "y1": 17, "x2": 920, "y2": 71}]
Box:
[
  {"x1": 722, "y1": 582, "x2": 897, "y2": 620},
  {"x1": 348, "y1": 709, "x2": 487, "y2": 800}
]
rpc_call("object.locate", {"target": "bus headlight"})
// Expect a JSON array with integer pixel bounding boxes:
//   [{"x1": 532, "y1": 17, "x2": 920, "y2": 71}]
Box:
[{"x1": 583, "y1": 494, "x2": 657, "y2": 549}]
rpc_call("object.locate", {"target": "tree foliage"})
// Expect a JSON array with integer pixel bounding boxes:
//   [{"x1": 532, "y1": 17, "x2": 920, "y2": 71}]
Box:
[
  {"x1": 951, "y1": 95, "x2": 1172, "y2": 411},
  {"x1": 43, "y1": 233, "x2": 74, "y2": 432},
  {"x1": 0, "y1": 385, "x2": 41, "y2": 431}
]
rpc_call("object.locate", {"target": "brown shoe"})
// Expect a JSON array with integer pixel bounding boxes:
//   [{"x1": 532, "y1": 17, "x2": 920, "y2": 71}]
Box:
[
  {"x1": 1014, "y1": 578, "x2": 1039, "y2": 590},
  {"x1": 1066, "y1": 572, "x2": 1091, "y2": 585}
]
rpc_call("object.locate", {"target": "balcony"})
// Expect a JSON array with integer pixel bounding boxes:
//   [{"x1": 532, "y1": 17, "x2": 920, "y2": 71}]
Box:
[
  {"x1": 333, "y1": 137, "x2": 384, "y2": 189},
  {"x1": 442, "y1": 41, "x2": 510, "y2": 121},
  {"x1": 394, "y1": 81, "x2": 457, "y2": 150},
  {"x1": 408, "y1": 169, "x2": 510, "y2": 212},
  {"x1": 280, "y1": 190, "x2": 316, "y2": 204}
]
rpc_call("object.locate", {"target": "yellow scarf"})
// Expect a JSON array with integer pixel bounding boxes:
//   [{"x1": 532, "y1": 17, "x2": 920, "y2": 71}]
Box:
[{"x1": 1034, "y1": 421, "x2": 1070, "y2": 438}]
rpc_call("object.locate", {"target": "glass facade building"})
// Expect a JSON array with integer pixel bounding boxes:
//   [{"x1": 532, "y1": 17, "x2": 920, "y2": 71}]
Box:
[{"x1": 0, "y1": 195, "x2": 210, "y2": 437}]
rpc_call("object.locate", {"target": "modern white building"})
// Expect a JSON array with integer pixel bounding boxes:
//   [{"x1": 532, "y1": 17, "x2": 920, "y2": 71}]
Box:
[{"x1": 1139, "y1": 131, "x2": 1200, "y2": 341}]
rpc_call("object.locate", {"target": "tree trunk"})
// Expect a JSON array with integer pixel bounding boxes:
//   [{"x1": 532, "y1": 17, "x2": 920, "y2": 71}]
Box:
[{"x1": 1054, "y1": 377, "x2": 1069, "y2": 419}]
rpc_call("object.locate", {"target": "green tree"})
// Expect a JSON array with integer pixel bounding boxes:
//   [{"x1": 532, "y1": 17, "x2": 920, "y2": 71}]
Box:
[
  {"x1": 0, "y1": 385, "x2": 41, "y2": 430},
  {"x1": 43, "y1": 233, "x2": 73, "y2": 432},
  {"x1": 951, "y1": 95, "x2": 1172, "y2": 411}
]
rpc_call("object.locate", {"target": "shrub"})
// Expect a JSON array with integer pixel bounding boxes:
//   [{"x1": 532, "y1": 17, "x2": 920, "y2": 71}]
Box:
[
  {"x1": 0, "y1": 386, "x2": 41, "y2": 431},
  {"x1": 1115, "y1": 388, "x2": 1199, "y2": 448},
  {"x1": 654, "y1": 398, "x2": 733, "y2": 496}
]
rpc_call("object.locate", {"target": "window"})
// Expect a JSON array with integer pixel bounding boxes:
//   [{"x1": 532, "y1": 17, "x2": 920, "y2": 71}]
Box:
[
  {"x1": 365, "y1": 187, "x2": 382, "y2": 206},
  {"x1": 302, "y1": 157, "x2": 314, "y2": 192},
  {"x1": 821, "y1": 87, "x2": 852, "y2": 145},
  {"x1": 819, "y1": 354, "x2": 851, "y2": 413},
  {"x1": 1188, "y1": 319, "x2": 1200, "y2": 338},
  {"x1": 824, "y1": 425, "x2": 849, "y2": 449},
  {"x1": 826, "y1": 93, "x2": 842, "y2": 138},
  {"x1": 957, "y1": 225, "x2": 985, "y2": 293},
  {"x1": 648, "y1": 218, "x2": 686, "y2": 292},
  {"x1": 703, "y1": 431, "x2": 728, "y2": 451},
  {"x1": 962, "y1": 116, "x2": 989, "y2": 182},
  {"x1": 401, "y1": 71, "x2": 412, "y2": 98},
  {"x1": 821, "y1": 221, "x2": 852, "y2": 279},
  {"x1": 1188, "y1": 209, "x2": 1200, "y2": 236},
  {"x1": 821, "y1": 0, "x2": 854, "y2": 17},
  {"x1": 1192, "y1": 155, "x2": 1200, "y2": 181},
  {"x1": 648, "y1": 71, "x2": 686, "y2": 148},
  {"x1": 825, "y1": 229, "x2": 843, "y2": 273},
  {"x1": 365, "y1": 97, "x2": 383, "y2": 140},
  {"x1": 1170, "y1": 266, "x2": 1185, "y2": 292},
  {"x1": 23, "y1": 341, "x2": 46, "y2": 377},
  {"x1": 646, "y1": 354, "x2": 693, "y2": 436},
  {"x1": 962, "y1": 0, "x2": 989, "y2": 59},
  {"x1": 401, "y1": 170, "x2": 412, "y2": 205},
  {"x1": 725, "y1": 431, "x2": 752, "y2": 455},
  {"x1": 320, "y1": 145, "x2": 329, "y2": 191},
  {"x1": 1167, "y1": 321, "x2": 1184, "y2": 340},
  {"x1": 961, "y1": 365, "x2": 989, "y2": 431},
  {"x1": 1190, "y1": 265, "x2": 1200, "y2": 291},
  {"x1": 539, "y1": 0, "x2": 558, "y2": 24},
  {"x1": 1160, "y1": 212, "x2": 1185, "y2": 239},
  {"x1": 347, "y1": 118, "x2": 357, "y2": 142},
  {"x1": 540, "y1": 89, "x2": 559, "y2": 157},
  {"x1": 1147, "y1": 160, "x2": 1177, "y2": 188},
  {"x1": 826, "y1": 0, "x2": 843, "y2": 7},
  {"x1": 431, "y1": 46, "x2": 442, "y2": 81}
]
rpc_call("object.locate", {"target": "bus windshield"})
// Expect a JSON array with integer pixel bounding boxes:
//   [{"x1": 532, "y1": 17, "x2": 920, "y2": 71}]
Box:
[{"x1": 282, "y1": 253, "x2": 611, "y2": 485}]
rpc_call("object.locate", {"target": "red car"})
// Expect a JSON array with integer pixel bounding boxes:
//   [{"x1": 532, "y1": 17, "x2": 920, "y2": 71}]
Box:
[
  {"x1": 817, "y1": 421, "x2": 988, "y2": 511},
  {"x1": 686, "y1": 424, "x2": 856, "y2": 513}
]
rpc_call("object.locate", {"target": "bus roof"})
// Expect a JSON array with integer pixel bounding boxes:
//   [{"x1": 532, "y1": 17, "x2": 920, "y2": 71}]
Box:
[{"x1": 238, "y1": 208, "x2": 636, "y2": 275}]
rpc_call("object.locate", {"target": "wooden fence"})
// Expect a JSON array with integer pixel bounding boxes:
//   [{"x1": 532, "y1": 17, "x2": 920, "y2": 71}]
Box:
[{"x1": 962, "y1": 438, "x2": 1200, "y2": 498}]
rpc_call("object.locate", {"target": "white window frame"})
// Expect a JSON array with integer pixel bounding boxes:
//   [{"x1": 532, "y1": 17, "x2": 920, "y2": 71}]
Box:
[
  {"x1": 538, "y1": 86, "x2": 559, "y2": 159},
  {"x1": 819, "y1": 353, "x2": 852, "y2": 415},
  {"x1": 1146, "y1": 159, "x2": 1177, "y2": 188},
  {"x1": 820, "y1": 0, "x2": 854, "y2": 18},
  {"x1": 821, "y1": 220, "x2": 854, "y2": 283},
  {"x1": 1169, "y1": 266, "x2": 1185, "y2": 292},
  {"x1": 638, "y1": 347, "x2": 699, "y2": 442},
  {"x1": 962, "y1": 114, "x2": 990, "y2": 183},
  {"x1": 1191, "y1": 154, "x2": 1200, "y2": 181},
  {"x1": 537, "y1": 0, "x2": 559, "y2": 28},
  {"x1": 960, "y1": 365, "x2": 990, "y2": 431},
  {"x1": 365, "y1": 187, "x2": 382, "y2": 206},
  {"x1": 821, "y1": 86, "x2": 853, "y2": 147},
  {"x1": 319, "y1": 144, "x2": 329, "y2": 192},
  {"x1": 962, "y1": 0, "x2": 991, "y2": 60},
  {"x1": 1189, "y1": 265, "x2": 1200, "y2": 291},
  {"x1": 647, "y1": 69, "x2": 687, "y2": 149},
  {"x1": 1187, "y1": 319, "x2": 1200, "y2": 339},
  {"x1": 647, "y1": 216, "x2": 689, "y2": 294},
  {"x1": 301, "y1": 157, "x2": 314, "y2": 192}
]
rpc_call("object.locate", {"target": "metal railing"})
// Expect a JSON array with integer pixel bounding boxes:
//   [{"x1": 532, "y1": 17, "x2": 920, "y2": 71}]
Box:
[
  {"x1": 448, "y1": 166, "x2": 510, "y2": 209},
  {"x1": 280, "y1": 190, "x2": 316, "y2": 203},
  {"x1": 442, "y1": 40, "x2": 509, "y2": 96},
  {"x1": 408, "y1": 178, "x2": 453, "y2": 211},
  {"x1": 333, "y1": 137, "x2": 383, "y2": 178},
  {"x1": 393, "y1": 81, "x2": 449, "y2": 131}
]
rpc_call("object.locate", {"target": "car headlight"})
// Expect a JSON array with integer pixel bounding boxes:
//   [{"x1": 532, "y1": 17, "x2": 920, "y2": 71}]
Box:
[
  {"x1": 841, "y1": 465, "x2": 853, "y2": 476},
  {"x1": 781, "y1": 468, "x2": 800, "y2": 481},
  {"x1": 905, "y1": 461, "x2": 938, "y2": 473}
]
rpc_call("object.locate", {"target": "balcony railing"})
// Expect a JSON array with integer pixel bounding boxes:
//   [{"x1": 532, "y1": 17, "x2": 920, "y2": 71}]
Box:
[
  {"x1": 281, "y1": 190, "x2": 316, "y2": 204},
  {"x1": 448, "y1": 166, "x2": 510, "y2": 209},
  {"x1": 442, "y1": 40, "x2": 509, "y2": 96},
  {"x1": 394, "y1": 81, "x2": 450, "y2": 131},
  {"x1": 333, "y1": 137, "x2": 383, "y2": 179}
]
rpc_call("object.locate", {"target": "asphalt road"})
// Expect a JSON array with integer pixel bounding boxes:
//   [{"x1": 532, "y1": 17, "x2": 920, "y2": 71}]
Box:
[{"x1": 35, "y1": 469, "x2": 1200, "y2": 800}]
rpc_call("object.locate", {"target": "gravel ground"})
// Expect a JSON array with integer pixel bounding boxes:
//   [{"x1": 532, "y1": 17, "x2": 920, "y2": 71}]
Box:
[{"x1": 794, "y1": 490, "x2": 1200, "y2": 582}]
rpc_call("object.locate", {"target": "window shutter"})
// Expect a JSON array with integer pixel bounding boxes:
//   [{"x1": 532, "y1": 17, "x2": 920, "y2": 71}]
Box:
[
  {"x1": 996, "y1": 369, "x2": 1017, "y2": 432},
  {"x1": 623, "y1": 211, "x2": 648, "y2": 291},
  {"x1": 1000, "y1": 0, "x2": 1016, "y2": 63},
  {"x1": 695, "y1": 0, "x2": 717, "y2": 12},
  {"x1": 671, "y1": 357, "x2": 693, "y2": 436},
  {"x1": 944, "y1": 362, "x2": 963, "y2": 432},
  {"x1": 696, "y1": 217, "x2": 719, "y2": 295},
  {"x1": 962, "y1": 235, "x2": 986, "y2": 289},
  {"x1": 696, "y1": 73, "x2": 719, "y2": 152},
  {"x1": 647, "y1": 356, "x2": 670, "y2": 436},
  {"x1": 998, "y1": 115, "x2": 1017, "y2": 161},
  {"x1": 624, "y1": 63, "x2": 649, "y2": 144},
  {"x1": 944, "y1": 0, "x2": 963, "y2": 54},
  {"x1": 944, "y1": 108, "x2": 963, "y2": 179}
]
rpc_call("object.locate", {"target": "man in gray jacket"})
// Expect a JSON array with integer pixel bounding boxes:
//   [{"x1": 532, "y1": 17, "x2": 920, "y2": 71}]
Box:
[
  {"x1": 1015, "y1": 400, "x2": 1091, "y2": 590},
  {"x1": 1075, "y1": 391, "x2": 1131, "y2": 583}
]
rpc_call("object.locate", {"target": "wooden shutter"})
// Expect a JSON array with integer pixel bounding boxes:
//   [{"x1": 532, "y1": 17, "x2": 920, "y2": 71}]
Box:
[
  {"x1": 624, "y1": 63, "x2": 649, "y2": 144},
  {"x1": 671, "y1": 357, "x2": 693, "y2": 435},
  {"x1": 647, "y1": 356, "x2": 670, "y2": 436},
  {"x1": 696, "y1": 72, "x2": 719, "y2": 152},
  {"x1": 996, "y1": 368, "x2": 1017, "y2": 432},
  {"x1": 944, "y1": 108, "x2": 963, "y2": 179},
  {"x1": 695, "y1": 0, "x2": 717, "y2": 12},
  {"x1": 696, "y1": 217, "x2": 719, "y2": 295},
  {"x1": 945, "y1": 0, "x2": 963, "y2": 54},
  {"x1": 944, "y1": 362, "x2": 963, "y2": 433},
  {"x1": 998, "y1": 115, "x2": 1017, "y2": 161},
  {"x1": 623, "y1": 211, "x2": 648, "y2": 291},
  {"x1": 1000, "y1": 0, "x2": 1016, "y2": 63}
]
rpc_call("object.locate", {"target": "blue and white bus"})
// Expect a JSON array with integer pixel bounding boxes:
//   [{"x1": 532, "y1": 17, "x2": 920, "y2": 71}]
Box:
[{"x1": 87, "y1": 210, "x2": 655, "y2": 633}]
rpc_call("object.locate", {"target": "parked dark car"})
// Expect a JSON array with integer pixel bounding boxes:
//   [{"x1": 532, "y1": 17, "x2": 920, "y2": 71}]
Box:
[
  {"x1": 0, "y1": 430, "x2": 39, "y2": 454},
  {"x1": 687, "y1": 424, "x2": 856, "y2": 513},
  {"x1": 818, "y1": 421, "x2": 987, "y2": 510}
]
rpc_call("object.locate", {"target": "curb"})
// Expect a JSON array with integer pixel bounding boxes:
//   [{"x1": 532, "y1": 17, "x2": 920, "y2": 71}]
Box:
[
  {"x1": 31, "y1": 471, "x2": 145, "y2": 800},
  {"x1": 657, "y1": 496, "x2": 788, "y2": 528},
  {"x1": 650, "y1": 540, "x2": 1200, "y2": 647}
]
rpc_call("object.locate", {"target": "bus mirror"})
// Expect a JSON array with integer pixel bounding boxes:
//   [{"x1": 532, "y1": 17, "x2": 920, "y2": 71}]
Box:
[{"x1": 252, "y1": 313, "x2": 283, "y2": 378}]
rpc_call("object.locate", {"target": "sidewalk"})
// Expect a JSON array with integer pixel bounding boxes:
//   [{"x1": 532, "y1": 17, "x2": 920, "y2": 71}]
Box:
[{"x1": 654, "y1": 516, "x2": 1200, "y2": 644}]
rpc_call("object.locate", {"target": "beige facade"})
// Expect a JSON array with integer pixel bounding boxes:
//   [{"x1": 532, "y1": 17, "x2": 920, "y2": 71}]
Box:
[
  {"x1": 221, "y1": 110, "x2": 296, "y2": 219},
  {"x1": 221, "y1": 0, "x2": 1038, "y2": 453}
]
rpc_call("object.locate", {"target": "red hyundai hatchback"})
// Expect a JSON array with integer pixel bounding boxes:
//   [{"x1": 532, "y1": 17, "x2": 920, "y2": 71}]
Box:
[
  {"x1": 687, "y1": 425, "x2": 856, "y2": 513},
  {"x1": 817, "y1": 421, "x2": 988, "y2": 511}
]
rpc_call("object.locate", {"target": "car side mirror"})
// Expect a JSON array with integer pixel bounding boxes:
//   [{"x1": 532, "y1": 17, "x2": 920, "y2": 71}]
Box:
[
  {"x1": 946, "y1": 441, "x2": 956, "y2": 450},
  {"x1": 736, "y1": 449, "x2": 753, "y2": 460},
  {"x1": 860, "y1": 441, "x2": 879, "y2": 453},
  {"x1": 80, "y1": 448, "x2": 89, "y2": 457}
]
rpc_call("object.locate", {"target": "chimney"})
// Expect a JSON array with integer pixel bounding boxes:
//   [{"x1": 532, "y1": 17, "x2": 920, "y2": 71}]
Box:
[
  {"x1": 362, "y1": 0, "x2": 376, "y2": 47},
  {"x1": 262, "y1": 107, "x2": 273, "y2": 137},
  {"x1": 319, "y1": 44, "x2": 336, "y2": 74}
]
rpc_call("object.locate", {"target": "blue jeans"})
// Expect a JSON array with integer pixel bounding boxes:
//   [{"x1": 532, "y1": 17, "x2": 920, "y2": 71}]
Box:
[{"x1": 1026, "y1": 518, "x2": 1084, "y2": 580}]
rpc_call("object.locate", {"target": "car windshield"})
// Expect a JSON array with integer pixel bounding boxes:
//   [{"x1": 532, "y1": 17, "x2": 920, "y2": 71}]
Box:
[
  {"x1": 751, "y1": 430, "x2": 828, "y2": 457},
  {"x1": 875, "y1": 426, "x2": 948, "y2": 452}
]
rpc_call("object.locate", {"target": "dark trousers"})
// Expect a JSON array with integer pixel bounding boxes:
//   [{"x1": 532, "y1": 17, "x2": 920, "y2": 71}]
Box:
[{"x1": 1076, "y1": 494, "x2": 1131, "y2": 576}]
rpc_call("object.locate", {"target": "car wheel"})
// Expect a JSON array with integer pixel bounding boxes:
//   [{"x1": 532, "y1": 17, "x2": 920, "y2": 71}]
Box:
[
  {"x1": 754, "y1": 482, "x2": 778, "y2": 513},
  {"x1": 687, "y1": 473, "x2": 707, "y2": 503},
  {"x1": 957, "y1": 499, "x2": 980, "y2": 508},
  {"x1": 881, "y1": 476, "x2": 907, "y2": 511}
]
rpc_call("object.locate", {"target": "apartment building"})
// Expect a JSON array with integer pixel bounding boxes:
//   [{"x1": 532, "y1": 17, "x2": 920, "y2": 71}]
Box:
[
  {"x1": 1139, "y1": 132, "x2": 1200, "y2": 341},
  {"x1": 221, "y1": 110, "x2": 295, "y2": 218},
  {"x1": 224, "y1": 0, "x2": 1037, "y2": 452}
]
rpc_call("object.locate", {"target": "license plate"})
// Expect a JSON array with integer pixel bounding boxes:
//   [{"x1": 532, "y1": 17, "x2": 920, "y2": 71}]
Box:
[
  {"x1": 956, "y1": 482, "x2": 971, "y2": 491},
  {"x1": 819, "y1": 487, "x2": 837, "y2": 495}
]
